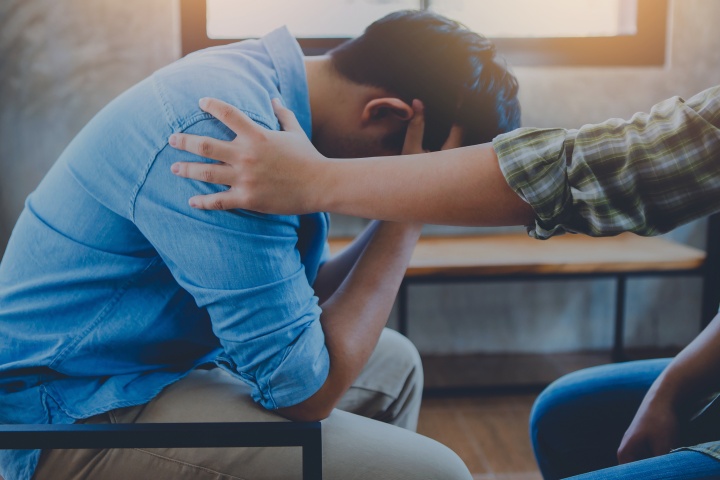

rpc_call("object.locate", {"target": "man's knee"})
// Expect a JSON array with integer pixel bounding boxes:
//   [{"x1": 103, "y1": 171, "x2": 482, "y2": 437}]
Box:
[
  {"x1": 324, "y1": 408, "x2": 472, "y2": 480},
  {"x1": 414, "y1": 438, "x2": 473, "y2": 480},
  {"x1": 334, "y1": 429, "x2": 472, "y2": 479}
]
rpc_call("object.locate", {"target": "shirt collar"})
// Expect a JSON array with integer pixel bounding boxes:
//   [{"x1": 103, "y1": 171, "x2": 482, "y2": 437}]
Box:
[{"x1": 261, "y1": 27, "x2": 312, "y2": 139}]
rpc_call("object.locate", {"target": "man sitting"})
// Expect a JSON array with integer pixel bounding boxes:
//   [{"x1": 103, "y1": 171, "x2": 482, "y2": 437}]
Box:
[{"x1": 0, "y1": 10, "x2": 519, "y2": 480}]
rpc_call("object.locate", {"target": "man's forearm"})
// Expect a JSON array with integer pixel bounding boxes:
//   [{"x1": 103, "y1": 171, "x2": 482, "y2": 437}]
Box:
[
  {"x1": 318, "y1": 143, "x2": 534, "y2": 227},
  {"x1": 278, "y1": 221, "x2": 421, "y2": 421},
  {"x1": 313, "y1": 220, "x2": 382, "y2": 304}
]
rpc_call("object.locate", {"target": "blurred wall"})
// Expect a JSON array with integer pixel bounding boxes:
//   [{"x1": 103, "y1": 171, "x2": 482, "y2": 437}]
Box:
[
  {"x1": 0, "y1": 0, "x2": 180, "y2": 249},
  {"x1": 401, "y1": 0, "x2": 720, "y2": 354},
  {"x1": 1, "y1": 0, "x2": 718, "y2": 354}
]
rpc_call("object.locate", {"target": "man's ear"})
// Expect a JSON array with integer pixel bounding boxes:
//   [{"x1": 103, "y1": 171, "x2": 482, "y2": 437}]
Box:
[{"x1": 360, "y1": 98, "x2": 414, "y2": 126}]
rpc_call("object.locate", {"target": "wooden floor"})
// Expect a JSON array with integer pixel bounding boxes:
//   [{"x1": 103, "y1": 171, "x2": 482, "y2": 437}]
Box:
[{"x1": 418, "y1": 393, "x2": 542, "y2": 480}]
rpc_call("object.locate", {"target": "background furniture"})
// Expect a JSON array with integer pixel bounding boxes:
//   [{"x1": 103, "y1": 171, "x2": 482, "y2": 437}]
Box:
[{"x1": 330, "y1": 215, "x2": 720, "y2": 363}]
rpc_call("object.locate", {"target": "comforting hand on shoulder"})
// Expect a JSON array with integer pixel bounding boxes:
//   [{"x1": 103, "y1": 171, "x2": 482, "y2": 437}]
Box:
[
  {"x1": 169, "y1": 97, "x2": 326, "y2": 214},
  {"x1": 168, "y1": 97, "x2": 463, "y2": 214}
]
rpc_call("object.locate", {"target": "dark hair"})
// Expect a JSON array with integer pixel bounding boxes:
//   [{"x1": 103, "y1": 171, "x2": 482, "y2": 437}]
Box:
[{"x1": 329, "y1": 10, "x2": 520, "y2": 151}]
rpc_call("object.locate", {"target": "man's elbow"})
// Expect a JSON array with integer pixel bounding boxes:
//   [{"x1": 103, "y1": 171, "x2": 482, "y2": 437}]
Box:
[
  {"x1": 273, "y1": 362, "x2": 347, "y2": 422},
  {"x1": 276, "y1": 402, "x2": 333, "y2": 422}
]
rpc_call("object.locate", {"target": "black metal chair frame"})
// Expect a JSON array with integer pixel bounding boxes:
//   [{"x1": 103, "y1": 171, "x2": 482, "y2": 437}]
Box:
[{"x1": 0, "y1": 421, "x2": 322, "y2": 479}]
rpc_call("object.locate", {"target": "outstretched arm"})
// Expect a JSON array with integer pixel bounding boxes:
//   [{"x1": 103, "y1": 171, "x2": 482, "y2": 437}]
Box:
[
  {"x1": 168, "y1": 98, "x2": 534, "y2": 227},
  {"x1": 170, "y1": 86, "x2": 720, "y2": 237}
]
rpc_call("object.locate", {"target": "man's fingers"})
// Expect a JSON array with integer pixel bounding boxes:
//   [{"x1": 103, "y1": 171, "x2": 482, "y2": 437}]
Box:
[
  {"x1": 272, "y1": 98, "x2": 304, "y2": 134},
  {"x1": 198, "y1": 97, "x2": 257, "y2": 135},
  {"x1": 402, "y1": 99, "x2": 425, "y2": 154},
  {"x1": 188, "y1": 191, "x2": 239, "y2": 211},
  {"x1": 169, "y1": 132, "x2": 236, "y2": 161},
  {"x1": 441, "y1": 125, "x2": 464, "y2": 151},
  {"x1": 171, "y1": 161, "x2": 235, "y2": 186}
]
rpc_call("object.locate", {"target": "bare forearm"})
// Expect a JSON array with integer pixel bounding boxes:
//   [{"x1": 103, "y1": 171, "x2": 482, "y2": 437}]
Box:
[
  {"x1": 650, "y1": 313, "x2": 720, "y2": 413},
  {"x1": 321, "y1": 221, "x2": 421, "y2": 366},
  {"x1": 170, "y1": 99, "x2": 535, "y2": 226},
  {"x1": 278, "y1": 221, "x2": 421, "y2": 421},
  {"x1": 318, "y1": 143, "x2": 534, "y2": 226},
  {"x1": 617, "y1": 313, "x2": 720, "y2": 463},
  {"x1": 313, "y1": 220, "x2": 381, "y2": 303}
]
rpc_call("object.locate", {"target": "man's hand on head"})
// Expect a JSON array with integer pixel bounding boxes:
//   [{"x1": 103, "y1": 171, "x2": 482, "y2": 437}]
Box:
[
  {"x1": 402, "y1": 100, "x2": 463, "y2": 157},
  {"x1": 401, "y1": 100, "x2": 428, "y2": 156},
  {"x1": 441, "y1": 125, "x2": 464, "y2": 152}
]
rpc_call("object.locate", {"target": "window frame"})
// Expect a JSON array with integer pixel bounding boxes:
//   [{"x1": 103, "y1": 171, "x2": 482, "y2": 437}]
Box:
[{"x1": 180, "y1": 0, "x2": 668, "y2": 66}]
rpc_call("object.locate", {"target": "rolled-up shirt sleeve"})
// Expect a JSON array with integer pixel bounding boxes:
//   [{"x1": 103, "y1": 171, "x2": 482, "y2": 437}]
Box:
[
  {"x1": 133, "y1": 117, "x2": 329, "y2": 410},
  {"x1": 494, "y1": 85, "x2": 720, "y2": 239}
]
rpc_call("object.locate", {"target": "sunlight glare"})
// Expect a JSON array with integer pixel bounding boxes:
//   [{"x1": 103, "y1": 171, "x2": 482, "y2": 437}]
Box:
[{"x1": 207, "y1": 0, "x2": 636, "y2": 39}]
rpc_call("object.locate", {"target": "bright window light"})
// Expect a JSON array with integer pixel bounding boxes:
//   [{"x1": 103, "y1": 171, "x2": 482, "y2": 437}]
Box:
[
  {"x1": 207, "y1": 0, "x2": 637, "y2": 39},
  {"x1": 207, "y1": 0, "x2": 421, "y2": 39},
  {"x1": 431, "y1": 0, "x2": 637, "y2": 38}
]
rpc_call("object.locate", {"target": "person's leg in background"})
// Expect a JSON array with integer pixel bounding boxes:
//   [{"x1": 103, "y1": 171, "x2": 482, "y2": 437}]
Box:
[
  {"x1": 562, "y1": 450, "x2": 720, "y2": 480},
  {"x1": 530, "y1": 359, "x2": 671, "y2": 479},
  {"x1": 530, "y1": 358, "x2": 720, "y2": 480},
  {"x1": 33, "y1": 328, "x2": 471, "y2": 480}
]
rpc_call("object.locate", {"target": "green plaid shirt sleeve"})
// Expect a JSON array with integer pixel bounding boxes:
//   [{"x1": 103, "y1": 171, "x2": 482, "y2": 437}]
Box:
[{"x1": 493, "y1": 85, "x2": 720, "y2": 239}]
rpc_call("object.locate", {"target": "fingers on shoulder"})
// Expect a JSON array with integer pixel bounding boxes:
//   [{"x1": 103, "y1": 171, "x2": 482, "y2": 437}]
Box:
[
  {"x1": 271, "y1": 98, "x2": 303, "y2": 133},
  {"x1": 172, "y1": 162, "x2": 233, "y2": 185},
  {"x1": 189, "y1": 190, "x2": 257, "y2": 212},
  {"x1": 199, "y1": 97, "x2": 257, "y2": 134},
  {"x1": 169, "y1": 133, "x2": 233, "y2": 162}
]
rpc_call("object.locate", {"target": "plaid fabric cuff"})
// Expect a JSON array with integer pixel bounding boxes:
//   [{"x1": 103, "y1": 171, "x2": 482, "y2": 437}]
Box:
[{"x1": 494, "y1": 128, "x2": 578, "y2": 239}]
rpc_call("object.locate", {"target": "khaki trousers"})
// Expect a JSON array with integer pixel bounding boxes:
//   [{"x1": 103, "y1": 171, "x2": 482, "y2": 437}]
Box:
[{"x1": 33, "y1": 329, "x2": 472, "y2": 479}]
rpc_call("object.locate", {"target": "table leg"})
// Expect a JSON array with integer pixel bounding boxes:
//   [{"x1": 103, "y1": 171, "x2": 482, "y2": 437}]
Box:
[
  {"x1": 701, "y1": 213, "x2": 720, "y2": 329},
  {"x1": 612, "y1": 275, "x2": 627, "y2": 362}
]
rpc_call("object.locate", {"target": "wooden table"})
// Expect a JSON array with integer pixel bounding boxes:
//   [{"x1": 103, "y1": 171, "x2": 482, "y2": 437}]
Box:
[{"x1": 329, "y1": 232, "x2": 708, "y2": 361}]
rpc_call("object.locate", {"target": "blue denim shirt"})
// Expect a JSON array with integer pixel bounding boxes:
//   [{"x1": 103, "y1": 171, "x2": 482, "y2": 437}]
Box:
[{"x1": 0, "y1": 27, "x2": 330, "y2": 480}]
